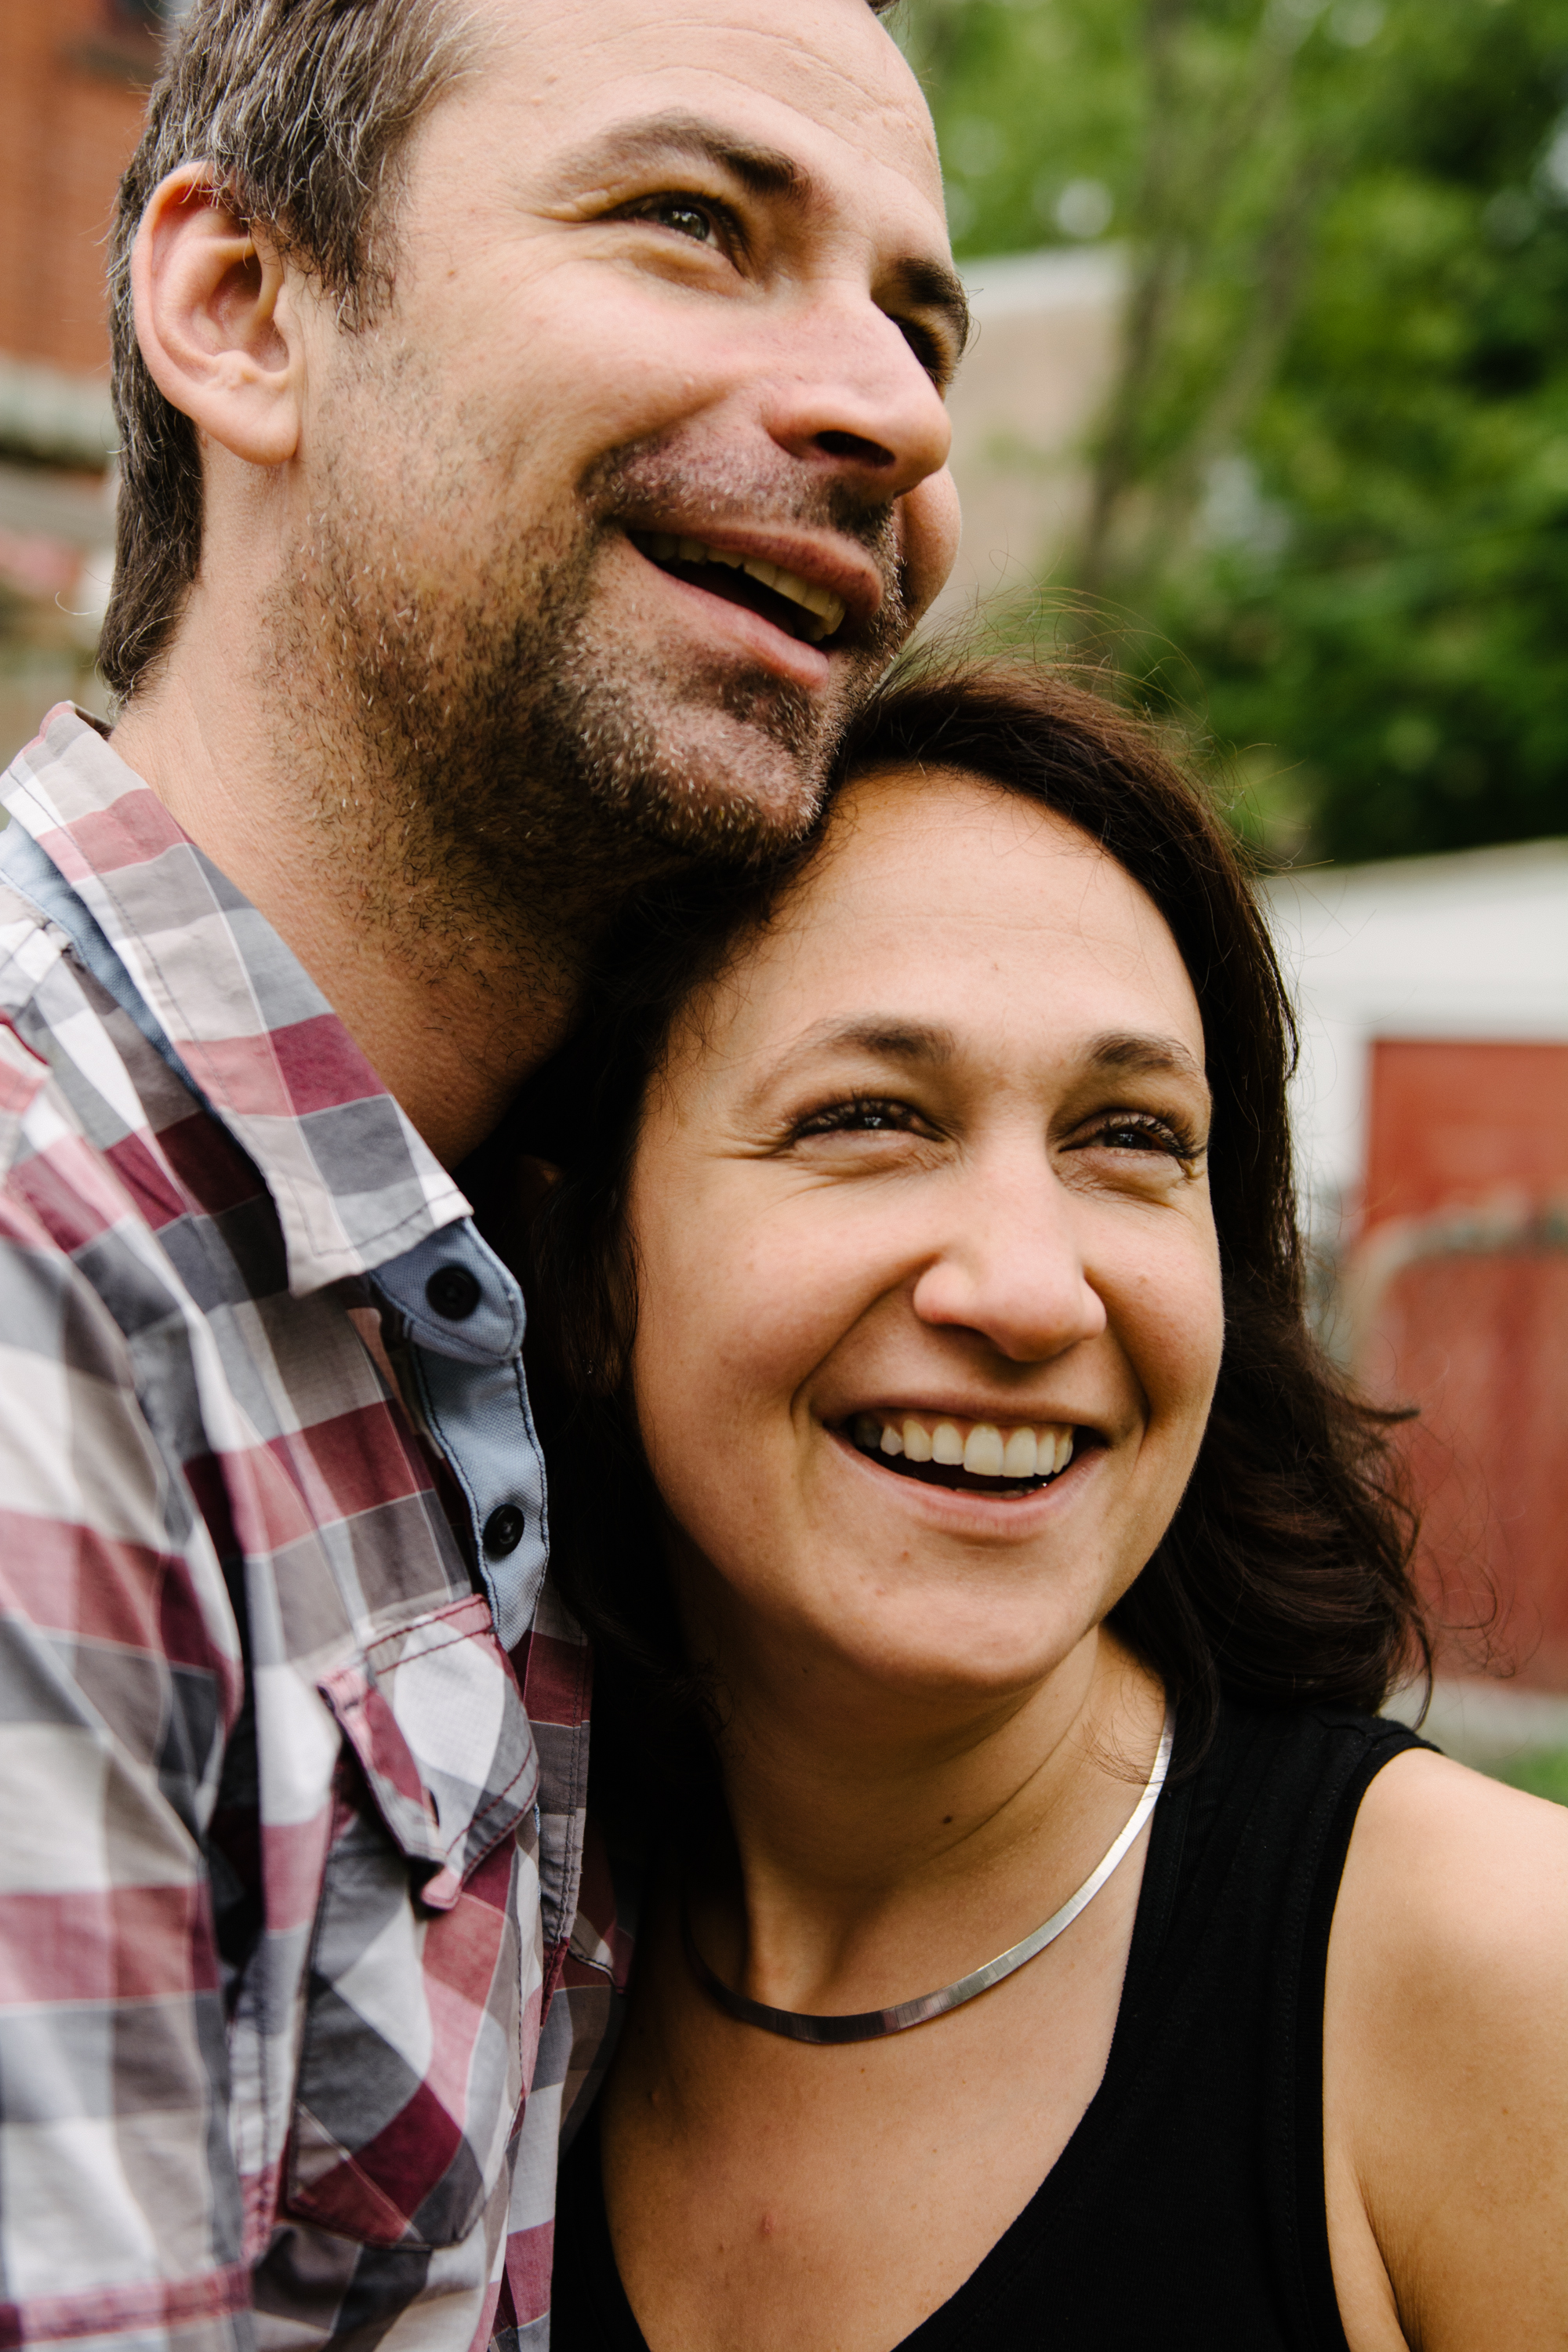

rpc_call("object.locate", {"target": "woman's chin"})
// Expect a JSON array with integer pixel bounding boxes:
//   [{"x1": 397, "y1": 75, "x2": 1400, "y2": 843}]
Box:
[
  {"x1": 713, "y1": 1566, "x2": 1127, "y2": 1721},
  {"x1": 826, "y1": 1623, "x2": 1104, "y2": 1714}
]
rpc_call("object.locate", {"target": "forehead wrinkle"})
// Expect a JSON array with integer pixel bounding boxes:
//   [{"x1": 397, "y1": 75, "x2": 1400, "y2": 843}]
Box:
[
  {"x1": 518, "y1": 2, "x2": 939, "y2": 157},
  {"x1": 638, "y1": 36, "x2": 942, "y2": 195}
]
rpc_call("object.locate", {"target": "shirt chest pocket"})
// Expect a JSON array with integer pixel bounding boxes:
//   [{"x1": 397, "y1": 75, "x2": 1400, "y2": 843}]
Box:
[{"x1": 282, "y1": 1595, "x2": 543, "y2": 2251}]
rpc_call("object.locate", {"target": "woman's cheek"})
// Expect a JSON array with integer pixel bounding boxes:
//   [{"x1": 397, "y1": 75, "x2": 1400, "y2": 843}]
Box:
[
  {"x1": 699, "y1": 1210, "x2": 871, "y2": 1388},
  {"x1": 1163, "y1": 1267, "x2": 1225, "y2": 1434},
  {"x1": 633, "y1": 1221, "x2": 810, "y2": 1465},
  {"x1": 1116, "y1": 1227, "x2": 1224, "y2": 1431}
]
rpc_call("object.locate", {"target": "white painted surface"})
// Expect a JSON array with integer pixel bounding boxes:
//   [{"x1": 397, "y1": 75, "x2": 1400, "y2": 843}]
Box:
[
  {"x1": 0, "y1": 351, "x2": 114, "y2": 470},
  {"x1": 1261, "y1": 840, "x2": 1568, "y2": 1247},
  {"x1": 961, "y1": 246, "x2": 1127, "y2": 324},
  {"x1": 930, "y1": 247, "x2": 1127, "y2": 633},
  {"x1": 1386, "y1": 1675, "x2": 1568, "y2": 1762}
]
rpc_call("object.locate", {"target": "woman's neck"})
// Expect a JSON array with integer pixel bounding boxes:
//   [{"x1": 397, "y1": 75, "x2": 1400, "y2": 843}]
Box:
[{"x1": 688, "y1": 1621, "x2": 1166, "y2": 2019}]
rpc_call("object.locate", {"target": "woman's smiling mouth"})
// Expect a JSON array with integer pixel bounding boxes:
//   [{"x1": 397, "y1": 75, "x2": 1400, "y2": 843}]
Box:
[{"x1": 845, "y1": 1410, "x2": 1085, "y2": 1499}]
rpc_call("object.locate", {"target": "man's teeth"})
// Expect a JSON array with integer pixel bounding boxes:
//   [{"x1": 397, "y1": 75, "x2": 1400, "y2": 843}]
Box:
[
  {"x1": 641, "y1": 532, "x2": 847, "y2": 641},
  {"x1": 851, "y1": 1414, "x2": 1075, "y2": 1481}
]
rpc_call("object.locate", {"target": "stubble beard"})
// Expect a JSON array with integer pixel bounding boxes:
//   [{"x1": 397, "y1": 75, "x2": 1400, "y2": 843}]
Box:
[{"x1": 267, "y1": 432, "x2": 909, "y2": 989}]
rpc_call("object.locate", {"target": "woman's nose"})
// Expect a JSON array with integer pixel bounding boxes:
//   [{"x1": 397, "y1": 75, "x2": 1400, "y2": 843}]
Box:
[{"x1": 908, "y1": 1178, "x2": 1107, "y2": 1366}]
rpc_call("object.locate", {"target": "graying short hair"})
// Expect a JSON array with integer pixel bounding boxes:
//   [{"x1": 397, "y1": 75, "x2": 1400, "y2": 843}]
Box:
[
  {"x1": 101, "y1": 0, "x2": 902, "y2": 702},
  {"x1": 102, "y1": 0, "x2": 474, "y2": 698}
]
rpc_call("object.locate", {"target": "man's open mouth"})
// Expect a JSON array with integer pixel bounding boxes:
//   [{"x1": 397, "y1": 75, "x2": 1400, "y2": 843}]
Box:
[
  {"x1": 846, "y1": 1412, "x2": 1086, "y2": 1499},
  {"x1": 630, "y1": 531, "x2": 847, "y2": 645}
]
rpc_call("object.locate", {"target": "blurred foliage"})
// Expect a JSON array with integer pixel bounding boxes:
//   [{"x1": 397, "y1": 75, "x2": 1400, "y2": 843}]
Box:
[
  {"x1": 1490, "y1": 1744, "x2": 1568, "y2": 1803},
  {"x1": 899, "y1": 0, "x2": 1568, "y2": 862}
]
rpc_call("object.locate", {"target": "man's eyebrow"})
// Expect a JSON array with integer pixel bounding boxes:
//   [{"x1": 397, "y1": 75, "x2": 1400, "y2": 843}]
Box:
[
  {"x1": 1086, "y1": 1033, "x2": 1211, "y2": 1094},
  {"x1": 887, "y1": 255, "x2": 971, "y2": 361},
  {"x1": 552, "y1": 113, "x2": 808, "y2": 203}
]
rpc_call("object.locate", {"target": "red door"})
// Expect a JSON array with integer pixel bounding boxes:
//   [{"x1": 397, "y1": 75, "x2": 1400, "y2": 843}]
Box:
[{"x1": 1350, "y1": 1041, "x2": 1568, "y2": 1689}]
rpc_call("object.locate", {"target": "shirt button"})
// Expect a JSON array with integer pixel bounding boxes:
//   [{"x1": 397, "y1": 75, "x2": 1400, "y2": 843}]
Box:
[
  {"x1": 425, "y1": 1264, "x2": 482, "y2": 1321},
  {"x1": 485, "y1": 1504, "x2": 525, "y2": 1557}
]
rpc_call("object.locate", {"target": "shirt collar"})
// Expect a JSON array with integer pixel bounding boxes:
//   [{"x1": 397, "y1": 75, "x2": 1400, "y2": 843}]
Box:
[{"x1": 2, "y1": 704, "x2": 469, "y2": 1296}]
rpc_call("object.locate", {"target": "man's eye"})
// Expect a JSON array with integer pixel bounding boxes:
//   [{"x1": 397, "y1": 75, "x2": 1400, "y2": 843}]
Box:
[
  {"x1": 894, "y1": 316, "x2": 949, "y2": 390},
  {"x1": 633, "y1": 196, "x2": 720, "y2": 244}
]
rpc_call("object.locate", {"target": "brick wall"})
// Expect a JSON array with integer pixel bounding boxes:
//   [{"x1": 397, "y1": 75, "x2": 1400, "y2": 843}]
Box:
[
  {"x1": 1352, "y1": 1039, "x2": 1568, "y2": 1690},
  {"x1": 0, "y1": 0, "x2": 155, "y2": 379}
]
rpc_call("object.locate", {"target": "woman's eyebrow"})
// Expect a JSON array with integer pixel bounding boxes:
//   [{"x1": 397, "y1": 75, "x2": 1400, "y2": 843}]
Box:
[
  {"x1": 743, "y1": 1022, "x2": 1210, "y2": 1114},
  {"x1": 775, "y1": 1022, "x2": 1204, "y2": 1079},
  {"x1": 776, "y1": 1014, "x2": 958, "y2": 1072},
  {"x1": 730, "y1": 1015, "x2": 953, "y2": 1112},
  {"x1": 1086, "y1": 1033, "x2": 1211, "y2": 1096}
]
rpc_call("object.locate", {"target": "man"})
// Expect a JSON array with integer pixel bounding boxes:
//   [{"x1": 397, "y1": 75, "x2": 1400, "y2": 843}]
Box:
[{"x1": 0, "y1": 0, "x2": 964, "y2": 2340}]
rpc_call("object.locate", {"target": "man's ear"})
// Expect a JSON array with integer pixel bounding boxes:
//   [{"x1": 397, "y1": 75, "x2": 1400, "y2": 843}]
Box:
[{"x1": 131, "y1": 165, "x2": 302, "y2": 467}]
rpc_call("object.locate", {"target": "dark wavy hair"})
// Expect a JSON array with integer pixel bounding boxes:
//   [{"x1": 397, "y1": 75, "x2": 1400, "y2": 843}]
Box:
[{"x1": 491, "y1": 660, "x2": 1426, "y2": 1833}]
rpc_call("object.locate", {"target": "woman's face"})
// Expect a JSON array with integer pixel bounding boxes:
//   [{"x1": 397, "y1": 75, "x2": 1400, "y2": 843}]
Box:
[{"x1": 625, "y1": 768, "x2": 1225, "y2": 1705}]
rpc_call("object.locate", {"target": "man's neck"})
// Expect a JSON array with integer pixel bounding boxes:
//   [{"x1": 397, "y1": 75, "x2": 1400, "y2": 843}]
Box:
[{"x1": 110, "y1": 655, "x2": 602, "y2": 1168}]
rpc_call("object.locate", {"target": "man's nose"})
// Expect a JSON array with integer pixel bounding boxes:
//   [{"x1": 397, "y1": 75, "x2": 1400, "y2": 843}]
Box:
[
  {"x1": 908, "y1": 1171, "x2": 1108, "y2": 1367},
  {"x1": 757, "y1": 292, "x2": 954, "y2": 505}
]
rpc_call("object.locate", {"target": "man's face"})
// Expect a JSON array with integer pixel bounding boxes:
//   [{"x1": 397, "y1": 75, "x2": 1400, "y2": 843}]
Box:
[{"x1": 286, "y1": 0, "x2": 964, "y2": 872}]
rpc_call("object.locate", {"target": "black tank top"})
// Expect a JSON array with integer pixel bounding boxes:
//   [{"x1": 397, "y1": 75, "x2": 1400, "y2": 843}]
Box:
[{"x1": 551, "y1": 1698, "x2": 1428, "y2": 2350}]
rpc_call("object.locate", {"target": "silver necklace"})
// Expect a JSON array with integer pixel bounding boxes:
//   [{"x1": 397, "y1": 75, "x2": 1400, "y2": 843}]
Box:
[{"x1": 682, "y1": 1710, "x2": 1174, "y2": 2045}]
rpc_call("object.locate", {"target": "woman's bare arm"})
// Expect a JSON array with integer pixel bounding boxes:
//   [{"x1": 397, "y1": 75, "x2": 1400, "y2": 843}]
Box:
[{"x1": 1325, "y1": 1746, "x2": 1568, "y2": 2352}]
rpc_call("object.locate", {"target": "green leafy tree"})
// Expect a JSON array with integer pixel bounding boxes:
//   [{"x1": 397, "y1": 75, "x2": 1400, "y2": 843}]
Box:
[{"x1": 903, "y1": 0, "x2": 1568, "y2": 862}]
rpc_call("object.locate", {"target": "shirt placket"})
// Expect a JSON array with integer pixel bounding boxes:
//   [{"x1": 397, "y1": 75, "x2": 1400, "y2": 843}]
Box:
[{"x1": 370, "y1": 1224, "x2": 549, "y2": 1651}]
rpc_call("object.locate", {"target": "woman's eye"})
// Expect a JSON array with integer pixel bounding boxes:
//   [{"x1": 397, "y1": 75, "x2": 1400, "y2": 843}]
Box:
[
  {"x1": 1083, "y1": 1114, "x2": 1198, "y2": 1160},
  {"x1": 793, "y1": 1097, "x2": 927, "y2": 1140}
]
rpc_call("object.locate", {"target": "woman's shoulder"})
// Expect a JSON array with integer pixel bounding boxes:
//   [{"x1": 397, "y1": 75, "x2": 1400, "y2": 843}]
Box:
[
  {"x1": 1338, "y1": 1735, "x2": 1568, "y2": 1991},
  {"x1": 1325, "y1": 1738, "x2": 1568, "y2": 2350}
]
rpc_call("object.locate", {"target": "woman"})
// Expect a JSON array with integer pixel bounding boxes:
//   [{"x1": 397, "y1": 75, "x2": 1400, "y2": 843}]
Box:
[{"x1": 511, "y1": 665, "x2": 1568, "y2": 2350}]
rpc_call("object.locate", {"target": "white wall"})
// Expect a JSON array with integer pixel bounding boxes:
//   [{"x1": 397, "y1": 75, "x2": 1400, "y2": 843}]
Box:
[{"x1": 931, "y1": 248, "x2": 1126, "y2": 634}]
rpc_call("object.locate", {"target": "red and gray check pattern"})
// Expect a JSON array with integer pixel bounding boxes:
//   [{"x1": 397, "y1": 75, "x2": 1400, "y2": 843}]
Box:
[{"x1": 0, "y1": 708, "x2": 623, "y2": 2348}]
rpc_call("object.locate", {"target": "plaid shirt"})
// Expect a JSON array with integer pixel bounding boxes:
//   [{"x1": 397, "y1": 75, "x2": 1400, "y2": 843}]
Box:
[{"x1": 0, "y1": 707, "x2": 628, "y2": 2350}]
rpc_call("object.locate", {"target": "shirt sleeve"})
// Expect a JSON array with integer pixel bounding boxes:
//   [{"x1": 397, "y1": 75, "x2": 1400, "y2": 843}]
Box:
[{"x1": 0, "y1": 1033, "x2": 252, "y2": 2346}]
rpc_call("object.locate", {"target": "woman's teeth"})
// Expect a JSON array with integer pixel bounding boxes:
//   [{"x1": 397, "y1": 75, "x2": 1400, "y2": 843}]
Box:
[
  {"x1": 850, "y1": 1414, "x2": 1075, "y2": 1485},
  {"x1": 637, "y1": 532, "x2": 847, "y2": 641}
]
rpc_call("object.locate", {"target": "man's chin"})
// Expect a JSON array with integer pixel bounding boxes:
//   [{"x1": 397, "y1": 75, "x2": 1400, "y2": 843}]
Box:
[{"x1": 573, "y1": 684, "x2": 844, "y2": 866}]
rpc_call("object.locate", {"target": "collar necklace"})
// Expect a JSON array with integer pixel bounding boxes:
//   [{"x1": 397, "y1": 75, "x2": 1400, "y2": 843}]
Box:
[{"x1": 681, "y1": 1710, "x2": 1174, "y2": 2045}]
